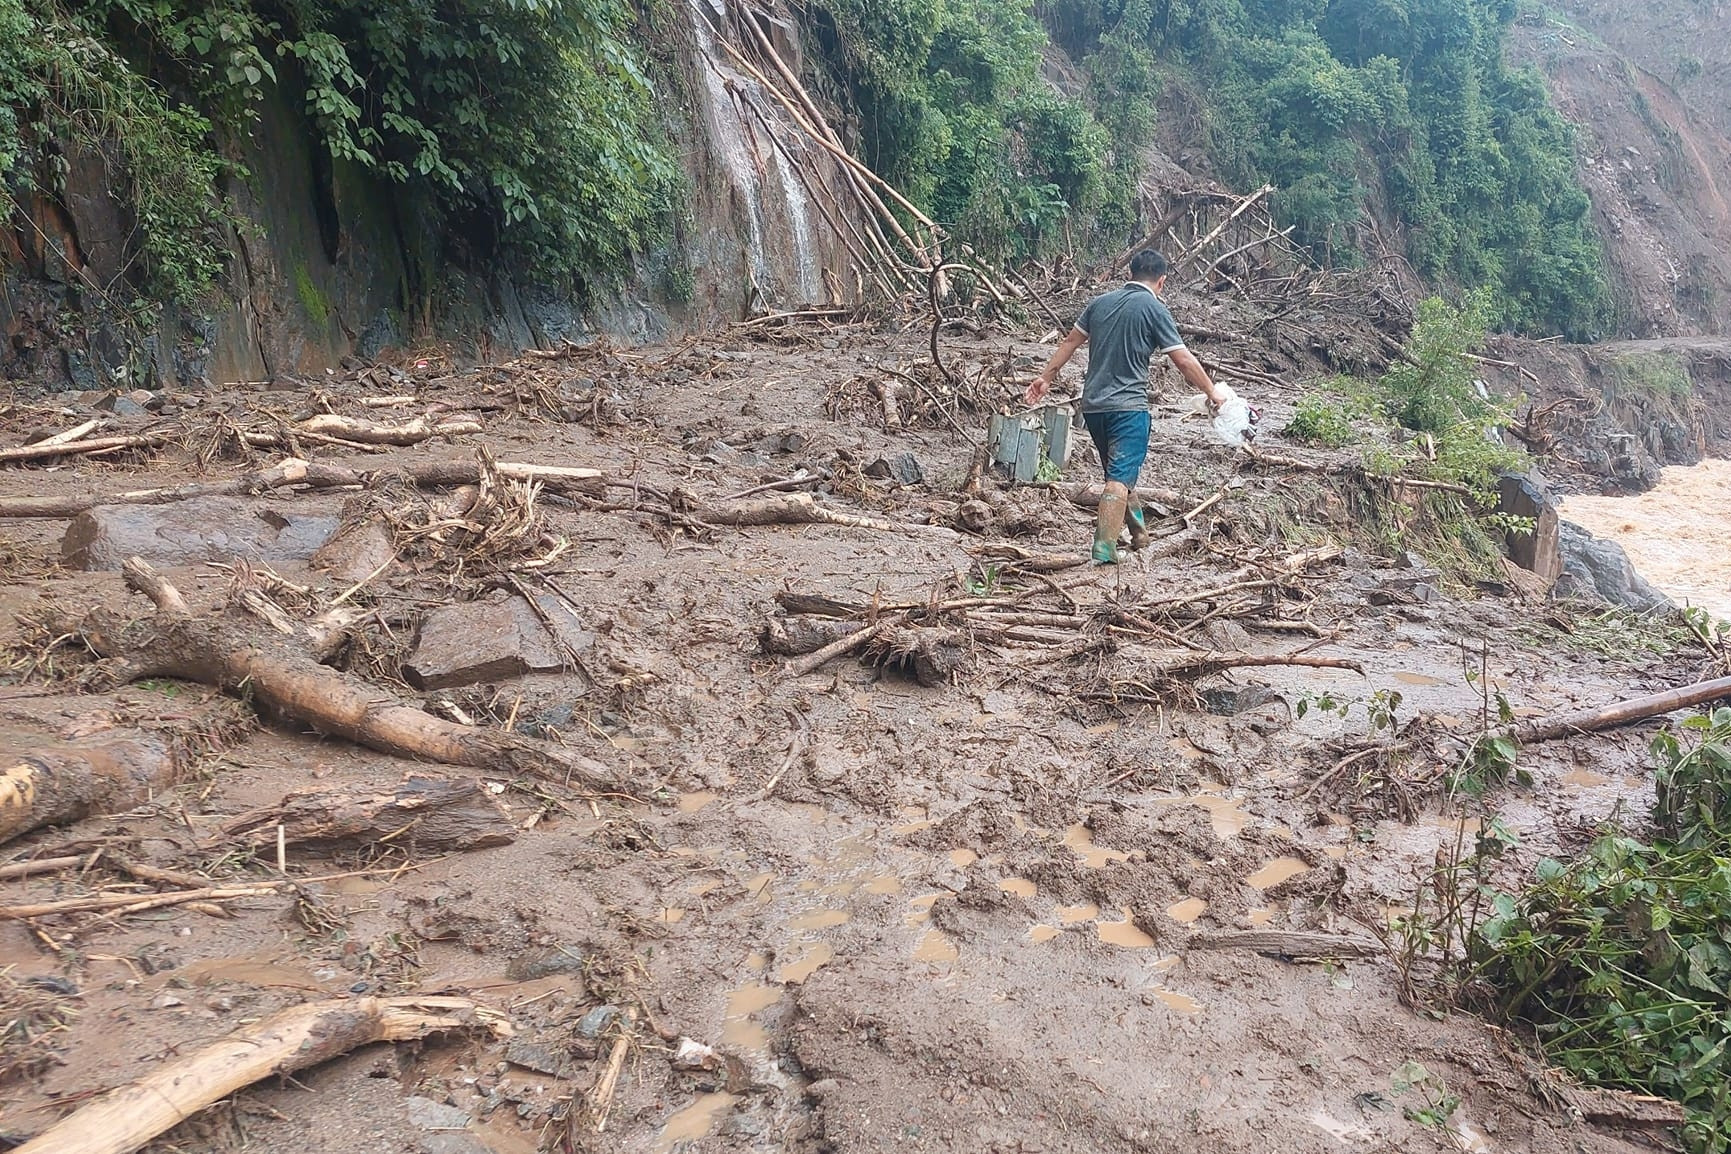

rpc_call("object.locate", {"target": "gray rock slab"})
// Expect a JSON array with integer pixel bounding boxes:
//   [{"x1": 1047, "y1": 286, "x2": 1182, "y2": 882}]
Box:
[
  {"x1": 61, "y1": 496, "x2": 339, "y2": 571},
  {"x1": 404, "y1": 591, "x2": 594, "y2": 690}
]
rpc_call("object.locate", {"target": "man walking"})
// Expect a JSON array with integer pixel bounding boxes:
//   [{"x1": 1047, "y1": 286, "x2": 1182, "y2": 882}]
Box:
[{"x1": 1024, "y1": 249, "x2": 1232, "y2": 564}]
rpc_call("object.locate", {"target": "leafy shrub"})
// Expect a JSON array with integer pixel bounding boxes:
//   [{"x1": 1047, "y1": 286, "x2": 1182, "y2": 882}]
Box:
[
  {"x1": 1282, "y1": 395, "x2": 1358, "y2": 447},
  {"x1": 1472, "y1": 708, "x2": 1731, "y2": 1152}
]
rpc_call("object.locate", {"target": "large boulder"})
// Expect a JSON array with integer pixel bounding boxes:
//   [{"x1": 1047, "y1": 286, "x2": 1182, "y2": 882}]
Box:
[
  {"x1": 1497, "y1": 473, "x2": 1561, "y2": 584},
  {"x1": 61, "y1": 497, "x2": 339, "y2": 571},
  {"x1": 1555, "y1": 520, "x2": 1671, "y2": 612}
]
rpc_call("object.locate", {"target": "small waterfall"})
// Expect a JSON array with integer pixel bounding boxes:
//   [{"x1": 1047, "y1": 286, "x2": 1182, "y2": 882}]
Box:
[
  {"x1": 768, "y1": 134, "x2": 823, "y2": 303},
  {"x1": 685, "y1": 0, "x2": 825, "y2": 309}
]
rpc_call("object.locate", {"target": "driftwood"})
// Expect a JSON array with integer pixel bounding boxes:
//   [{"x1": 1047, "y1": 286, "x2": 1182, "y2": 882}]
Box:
[
  {"x1": 1513, "y1": 676, "x2": 1731, "y2": 745},
  {"x1": 0, "y1": 458, "x2": 361, "y2": 519},
  {"x1": 12, "y1": 996, "x2": 510, "y2": 1154},
  {"x1": 0, "y1": 429, "x2": 176, "y2": 464},
  {"x1": 0, "y1": 731, "x2": 179, "y2": 847},
  {"x1": 66, "y1": 559, "x2": 626, "y2": 796},
  {"x1": 0, "y1": 883, "x2": 283, "y2": 921},
  {"x1": 694, "y1": 491, "x2": 960, "y2": 540},
  {"x1": 1186, "y1": 929, "x2": 1382, "y2": 959},
  {"x1": 221, "y1": 774, "x2": 519, "y2": 852},
  {"x1": 783, "y1": 623, "x2": 887, "y2": 677},
  {"x1": 0, "y1": 855, "x2": 84, "y2": 880}
]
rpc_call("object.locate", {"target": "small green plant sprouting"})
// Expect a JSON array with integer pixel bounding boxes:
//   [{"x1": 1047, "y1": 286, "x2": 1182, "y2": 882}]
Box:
[
  {"x1": 1390, "y1": 1060, "x2": 1462, "y2": 1129},
  {"x1": 963, "y1": 564, "x2": 1003, "y2": 597},
  {"x1": 1034, "y1": 454, "x2": 1063, "y2": 483},
  {"x1": 1450, "y1": 640, "x2": 1527, "y2": 797}
]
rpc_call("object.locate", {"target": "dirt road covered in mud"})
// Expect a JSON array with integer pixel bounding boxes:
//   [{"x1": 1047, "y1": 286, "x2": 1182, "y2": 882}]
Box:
[{"x1": 0, "y1": 323, "x2": 1711, "y2": 1153}]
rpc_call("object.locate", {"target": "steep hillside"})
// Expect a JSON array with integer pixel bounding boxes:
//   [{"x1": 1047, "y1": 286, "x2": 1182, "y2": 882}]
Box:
[{"x1": 1510, "y1": 3, "x2": 1731, "y2": 337}]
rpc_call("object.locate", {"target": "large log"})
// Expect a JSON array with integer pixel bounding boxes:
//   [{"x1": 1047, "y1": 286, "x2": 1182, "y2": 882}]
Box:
[
  {"x1": 221, "y1": 774, "x2": 518, "y2": 852},
  {"x1": 0, "y1": 458, "x2": 358, "y2": 519},
  {"x1": 13, "y1": 996, "x2": 510, "y2": 1154},
  {"x1": 72, "y1": 559, "x2": 626, "y2": 796},
  {"x1": 1513, "y1": 676, "x2": 1731, "y2": 744},
  {"x1": 0, "y1": 731, "x2": 179, "y2": 846}
]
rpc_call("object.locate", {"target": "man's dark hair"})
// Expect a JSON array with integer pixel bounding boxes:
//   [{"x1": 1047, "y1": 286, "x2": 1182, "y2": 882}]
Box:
[{"x1": 1129, "y1": 249, "x2": 1170, "y2": 281}]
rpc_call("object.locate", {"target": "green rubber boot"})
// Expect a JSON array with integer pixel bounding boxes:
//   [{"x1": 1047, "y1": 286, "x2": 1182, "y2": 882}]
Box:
[
  {"x1": 1093, "y1": 486, "x2": 1128, "y2": 565},
  {"x1": 1126, "y1": 499, "x2": 1151, "y2": 551}
]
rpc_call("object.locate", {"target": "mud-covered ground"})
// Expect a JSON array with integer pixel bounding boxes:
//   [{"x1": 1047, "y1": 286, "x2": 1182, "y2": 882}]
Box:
[{"x1": 0, "y1": 322, "x2": 1709, "y2": 1153}]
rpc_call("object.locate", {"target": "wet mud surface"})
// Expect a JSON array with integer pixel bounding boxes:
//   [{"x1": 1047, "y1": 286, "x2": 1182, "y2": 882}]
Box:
[{"x1": 0, "y1": 327, "x2": 1700, "y2": 1152}]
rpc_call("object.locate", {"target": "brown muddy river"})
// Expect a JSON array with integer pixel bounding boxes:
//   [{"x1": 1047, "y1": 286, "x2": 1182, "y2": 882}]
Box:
[{"x1": 1560, "y1": 457, "x2": 1731, "y2": 621}]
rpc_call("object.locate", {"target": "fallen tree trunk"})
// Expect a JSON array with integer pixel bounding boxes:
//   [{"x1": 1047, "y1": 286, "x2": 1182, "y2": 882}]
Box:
[
  {"x1": 0, "y1": 731, "x2": 179, "y2": 846},
  {"x1": 0, "y1": 429, "x2": 176, "y2": 464},
  {"x1": 69, "y1": 559, "x2": 626, "y2": 797},
  {"x1": 1513, "y1": 675, "x2": 1731, "y2": 744},
  {"x1": 13, "y1": 996, "x2": 510, "y2": 1154},
  {"x1": 693, "y1": 491, "x2": 960, "y2": 540},
  {"x1": 221, "y1": 774, "x2": 518, "y2": 852},
  {"x1": 0, "y1": 458, "x2": 358, "y2": 519}
]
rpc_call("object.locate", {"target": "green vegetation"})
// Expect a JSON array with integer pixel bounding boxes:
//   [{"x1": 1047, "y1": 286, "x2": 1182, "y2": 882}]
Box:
[
  {"x1": 807, "y1": 0, "x2": 1124, "y2": 262},
  {"x1": 1282, "y1": 390, "x2": 1360, "y2": 447},
  {"x1": 1037, "y1": 0, "x2": 1610, "y2": 337},
  {"x1": 0, "y1": 0, "x2": 674, "y2": 305},
  {"x1": 1471, "y1": 709, "x2": 1731, "y2": 1152},
  {"x1": 1606, "y1": 350, "x2": 1694, "y2": 404}
]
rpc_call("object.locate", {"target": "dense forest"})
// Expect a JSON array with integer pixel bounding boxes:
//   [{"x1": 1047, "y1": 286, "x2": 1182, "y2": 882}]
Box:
[{"x1": 0, "y1": 0, "x2": 1611, "y2": 338}]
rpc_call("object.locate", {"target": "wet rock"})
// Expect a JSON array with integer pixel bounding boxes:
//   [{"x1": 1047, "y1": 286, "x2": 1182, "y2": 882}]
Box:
[
  {"x1": 864, "y1": 452, "x2": 925, "y2": 487},
  {"x1": 1198, "y1": 683, "x2": 1282, "y2": 716},
  {"x1": 407, "y1": 1096, "x2": 488, "y2": 1154},
  {"x1": 504, "y1": 1036, "x2": 574, "y2": 1077},
  {"x1": 504, "y1": 944, "x2": 588, "y2": 983},
  {"x1": 404, "y1": 591, "x2": 594, "y2": 690},
  {"x1": 61, "y1": 497, "x2": 340, "y2": 571},
  {"x1": 576, "y1": 1004, "x2": 622, "y2": 1039},
  {"x1": 311, "y1": 517, "x2": 398, "y2": 584},
  {"x1": 1556, "y1": 520, "x2": 1671, "y2": 611},
  {"x1": 1497, "y1": 473, "x2": 1561, "y2": 583}
]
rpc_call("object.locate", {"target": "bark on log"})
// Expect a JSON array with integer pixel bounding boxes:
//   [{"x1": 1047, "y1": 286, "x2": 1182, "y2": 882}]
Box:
[
  {"x1": 0, "y1": 459, "x2": 357, "y2": 518},
  {"x1": 0, "y1": 731, "x2": 179, "y2": 847},
  {"x1": 760, "y1": 616, "x2": 865, "y2": 657},
  {"x1": 0, "y1": 430, "x2": 175, "y2": 464},
  {"x1": 12, "y1": 996, "x2": 510, "y2": 1154},
  {"x1": 71, "y1": 559, "x2": 627, "y2": 796},
  {"x1": 1513, "y1": 676, "x2": 1731, "y2": 745},
  {"x1": 221, "y1": 774, "x2": 518, "y2": 852},
  {"x1": 695, "y1": 491, "x2": 960, "y2": 539}
]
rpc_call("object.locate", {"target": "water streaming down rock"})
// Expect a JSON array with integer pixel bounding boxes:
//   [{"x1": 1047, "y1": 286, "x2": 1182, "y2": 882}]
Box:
[{"x1": 685, "y1": 0, "x2": 829, "y2": 311}]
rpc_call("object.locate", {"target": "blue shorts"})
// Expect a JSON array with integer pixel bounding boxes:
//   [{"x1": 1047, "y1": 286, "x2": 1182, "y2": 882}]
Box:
[{"x1": 1083, "y1": 410, "x2": 1150, "y2": 487}]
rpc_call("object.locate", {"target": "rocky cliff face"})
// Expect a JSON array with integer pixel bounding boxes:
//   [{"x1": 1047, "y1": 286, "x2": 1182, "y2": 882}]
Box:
[{"x1": 0, "y1": 0, "x2": 854, "y2": 393}]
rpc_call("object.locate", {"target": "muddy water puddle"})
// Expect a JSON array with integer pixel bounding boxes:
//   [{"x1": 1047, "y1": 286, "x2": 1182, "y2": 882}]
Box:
[
  {"x1": 721, "y1": 983, "x2": 783, "y2": 1049},
  {"x1": 653, "y1": 1092, "x2": 740, "y2": 1153},
  {"x1": 1096, "y1": 909, "x2": 1156, "y2": 949},
  {"x1": 1166, "y1": 896, "x2": 1207, "y2": 924},
  {"x1": 1246, "y1": 856, "x2": 1310, "y2": 889}
]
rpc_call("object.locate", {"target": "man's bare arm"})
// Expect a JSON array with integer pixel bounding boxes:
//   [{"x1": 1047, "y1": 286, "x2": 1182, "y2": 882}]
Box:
[
  {"x1": 1168, "y1": 346, "x2": 1227, "y2": 406},
  {"x1": 1025, "y1": 326, "x2": 1088, "y2": 404}
]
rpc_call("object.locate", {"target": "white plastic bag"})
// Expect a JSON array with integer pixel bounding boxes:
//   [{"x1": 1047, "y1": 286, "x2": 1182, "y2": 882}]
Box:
[{"x1": 1210, "y1": 385, "x2": 1256, "y2": 445}]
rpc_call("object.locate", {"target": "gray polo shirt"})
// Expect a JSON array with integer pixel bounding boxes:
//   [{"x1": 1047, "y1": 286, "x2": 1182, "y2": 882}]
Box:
[{"x1": 1075, "y1": 283, "x2": 1186, "y2": 413}]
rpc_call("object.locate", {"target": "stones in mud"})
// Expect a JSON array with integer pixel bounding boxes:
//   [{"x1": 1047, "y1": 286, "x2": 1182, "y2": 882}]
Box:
[
  {"x1": 403, "y1": 590, "x2": 594, "y2": 689},
  {"x1": 1197, "y1": 683, "x2": 1283, "y2": 716},
  {"x1": 1555, "y1": 520, "x2": 1671, "y2": 612},
  {"x1": 61, "y1": 496, "x2": 340, "y2": 571},
  {"x1": 504, "y1": 944, "x2": 589, "y2": 983},
  {"x1": 864, "y1": 451, "x2": 924, "y2": 487},
  {"x1": 504, "y1": 1035, "x2": 582, "y2": 1077},
  {"x1": 576, "y1": 1004, "x2": 623, "y2": 1039}
]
